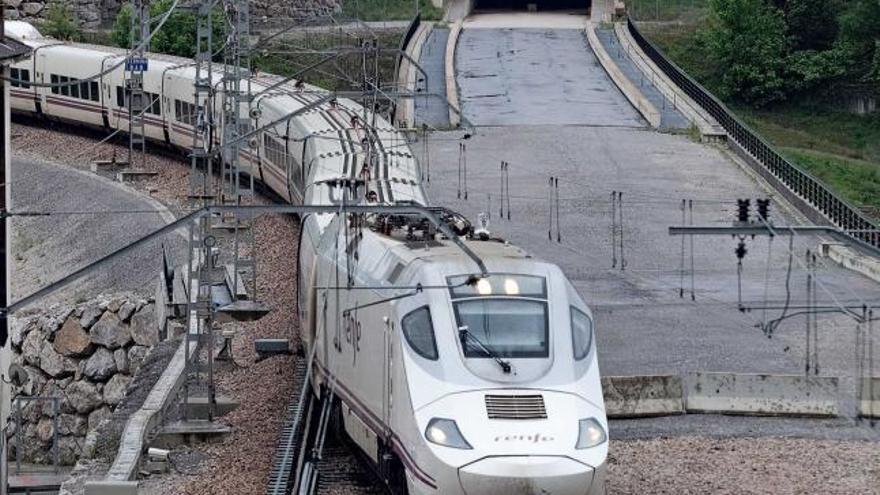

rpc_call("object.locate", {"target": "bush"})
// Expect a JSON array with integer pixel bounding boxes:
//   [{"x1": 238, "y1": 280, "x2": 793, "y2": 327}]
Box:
[
  {"x1": 42, "y1": 2, "x2": 80, "y2": 41},
  {"x1": 111, "y1": 0, "x2": 225, "y2": 58},
  {"x1": 704, "y1": 0, "x2": 788, "y2": 106}
]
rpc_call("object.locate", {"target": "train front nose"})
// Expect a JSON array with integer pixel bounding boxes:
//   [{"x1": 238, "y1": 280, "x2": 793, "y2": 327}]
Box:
[{"x1": 458, "y1": 456, "x2": 602, "y2": 495}]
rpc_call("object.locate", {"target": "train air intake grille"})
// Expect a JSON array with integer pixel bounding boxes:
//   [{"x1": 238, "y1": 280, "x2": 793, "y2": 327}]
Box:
[{"x1": 485, "y1": 395, "x2": 547, "y2": 420}]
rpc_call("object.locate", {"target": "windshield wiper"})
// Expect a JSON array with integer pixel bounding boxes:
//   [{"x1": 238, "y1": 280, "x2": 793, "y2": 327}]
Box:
[{"x1": 458, "y1": 326, "x2": 511, "y2": 374}]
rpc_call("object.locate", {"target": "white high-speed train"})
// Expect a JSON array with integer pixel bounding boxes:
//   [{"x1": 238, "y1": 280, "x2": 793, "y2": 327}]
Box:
[{"x1": 5, "y1": 21, "x2": 608, "y2": 495}]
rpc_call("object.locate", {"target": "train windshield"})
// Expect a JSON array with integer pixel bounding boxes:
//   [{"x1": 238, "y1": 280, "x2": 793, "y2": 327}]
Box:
[{"x1": 448, "y1": 274, "x2": 549, "y2": 359}]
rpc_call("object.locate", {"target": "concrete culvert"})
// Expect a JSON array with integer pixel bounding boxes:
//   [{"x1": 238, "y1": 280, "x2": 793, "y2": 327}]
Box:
[{"x1": 473, "y1": 0, "x2": 590, "y2": 12}]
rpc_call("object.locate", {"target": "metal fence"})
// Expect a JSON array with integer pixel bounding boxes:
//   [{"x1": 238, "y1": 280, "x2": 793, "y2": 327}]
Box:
[{"x1": 626, "y1": 18, "x2": 880, "y2": 248}]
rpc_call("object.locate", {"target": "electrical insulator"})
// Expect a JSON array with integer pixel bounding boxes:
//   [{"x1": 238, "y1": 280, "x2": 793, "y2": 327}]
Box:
[
  {"x1": 735, "y1": 240, "x2": 748, "y2": 260},
  {"x1": 736, "y1": 199, "x2": 750, "y2": 223},
  {"x1": 756, "y1": 198, "x2": 770, "y2": 221}
]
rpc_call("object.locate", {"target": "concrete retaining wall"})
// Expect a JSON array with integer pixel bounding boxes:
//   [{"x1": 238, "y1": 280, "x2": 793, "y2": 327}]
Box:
[
  {"x1": 686, "y1": 372, "x2": 839, "y2": 417},
  {"x1": 613, "y1": 22, "x2": 725, "y2": 141},
  {"x1": 445, "y1": 20, "x2": 463, "y2": 127},
  {"x1": 396, "y1": 22, "x2": 433, "y2": 127},
  {"x1": 602, "y1": 375, "x2": 684, "y2": 418},
  {"x1": 822, "y1": 242, "x2": 880, "y2": 284},
  {"x1": 586, "y1": 22, "x2": 660, "y2": 128},
  {"x1": 858, "y1": 377, "x2": 880, "y2": 419}
]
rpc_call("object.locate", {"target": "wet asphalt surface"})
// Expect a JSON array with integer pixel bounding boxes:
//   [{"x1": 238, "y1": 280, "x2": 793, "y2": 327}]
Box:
[{"x1": 425, "y1": 23, "x2": 880, "y2": 440}]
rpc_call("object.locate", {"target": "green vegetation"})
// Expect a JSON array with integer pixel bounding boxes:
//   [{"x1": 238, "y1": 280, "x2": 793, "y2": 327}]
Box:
[
  {"x1": 341, "y1": 0, "x2": 443, "y2": 21},
  {"x1": 111, "y1": 0, "x2": 225, "y2": 58},
  {"x1": 42, "y1": 2, "x2": 81, "y2": 41},
  {"x1": 784, "y1": 149, "x2": 880, "y2": 211},
  {"x1": 635, "y1": 0, "x2": 880, "y2": 213}
]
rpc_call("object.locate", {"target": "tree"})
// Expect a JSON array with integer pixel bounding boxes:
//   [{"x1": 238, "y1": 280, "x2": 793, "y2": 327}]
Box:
[
  {"x1": 111, "y1": 0, "x2": 225, "y2": 59},
  {"x1": 705, "y1": 0, "x2": 789, "y2": 106},
  {"x1": 42, "y1": 2, "x2": 80, "y2": 41},
  {"x1": 784, "y1": 0, "x2": 839, "y2": 51},
  {"x1": 836, "y1": 0, "x2": 880, "y2": 82}
]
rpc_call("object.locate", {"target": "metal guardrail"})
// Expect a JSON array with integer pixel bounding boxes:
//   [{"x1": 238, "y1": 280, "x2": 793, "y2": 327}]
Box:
[{"x1": 626, "y1": 18, "x2": 880, "y2": 249}]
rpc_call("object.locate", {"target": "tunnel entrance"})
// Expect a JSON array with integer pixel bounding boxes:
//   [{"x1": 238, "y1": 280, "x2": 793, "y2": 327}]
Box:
[{"x1": 472, "y1": 0, "x2": 589, "y2": 12}]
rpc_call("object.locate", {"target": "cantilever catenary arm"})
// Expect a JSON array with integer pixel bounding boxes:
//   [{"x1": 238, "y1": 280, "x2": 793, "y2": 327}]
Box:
[{"x1": 9, "y1": 204, "x2": 487, "y2": 312}]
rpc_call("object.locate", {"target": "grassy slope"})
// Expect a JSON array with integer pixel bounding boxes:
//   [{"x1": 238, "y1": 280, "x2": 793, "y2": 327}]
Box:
[
  {"x1": 341, "y1": 0, "x2": 443, "y2": 21},
  {"x1": 638, "y1": 14, "x2": 880, "y2": 213}
]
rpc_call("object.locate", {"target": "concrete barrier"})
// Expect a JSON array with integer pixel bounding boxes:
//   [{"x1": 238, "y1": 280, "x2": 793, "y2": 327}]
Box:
[
  {"x1": 613, "y1": 22, "x2": 726, "y2": 141},
  {"x1": 858, "y1": 377, "x2": 880, "y2": 418},
  {"x1": 822, "y1": 242, "x2": 880, "y2": 284},
  {"x1": 686, "y1": 372, "x2": 839, "y2": 417},
  {"x1": 83, "y1": 481, "x2": 138, "y2": 495},
  {"x1": 601, "y1": 375, "x2": 684, "y2": 418},
  {"x1": 396, "y1": 21, "x2": 433, "y2": 127},
  {"x1": 445, "y1": 20, "x2": 463, "y2": 127},
  {"x1": 586, "y1": 23, "x2": 661, "y2": 128}
]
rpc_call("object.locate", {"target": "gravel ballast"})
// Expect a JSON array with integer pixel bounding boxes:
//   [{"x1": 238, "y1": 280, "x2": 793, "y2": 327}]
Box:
[{"x1": 608, "y1": 436, "x2": 880, "y2": 494}]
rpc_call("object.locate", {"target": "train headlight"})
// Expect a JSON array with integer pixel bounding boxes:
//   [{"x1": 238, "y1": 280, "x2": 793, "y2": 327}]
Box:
[
  {"x1": 425, "y1": 418, "x2": 472, "y2": 449},
  {"x1": 575, "y1": 417, "x2": 607, "y2": 449}
]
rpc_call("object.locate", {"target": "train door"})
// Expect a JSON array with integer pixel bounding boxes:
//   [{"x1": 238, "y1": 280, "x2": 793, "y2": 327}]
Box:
[
  {"x1": 383, "y1": 315, "x2": 394, "y2": 427},
  {"x1": 34, "y1": 49, "x2": 48, "y2": 114}
]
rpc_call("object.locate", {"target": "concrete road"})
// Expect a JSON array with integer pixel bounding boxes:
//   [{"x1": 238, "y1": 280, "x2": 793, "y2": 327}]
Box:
[
  {"x1": 456, "y1": 27, "x2": 644, "y2": 127},
  {"x1": 428, "y1": 18, "x2": 880, "y2": 435},
  {"x1": 10, "y1": 157, "x2": 185, "y2": 308}
]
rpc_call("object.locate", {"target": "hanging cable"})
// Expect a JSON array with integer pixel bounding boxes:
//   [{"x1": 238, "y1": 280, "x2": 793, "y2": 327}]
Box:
[
  {"x1": 805, "y1": 249, "x2": 813, "y2": 374},
  {"x1": 549, "y1": 177, "x2": 555, "y2": 242},
  {"x1": 618, "y1": 191, "x2": 625, "y2": 269},
  {"x1": 499, "y1": 161, "x2": 506, "y2": 220},
  {"x1": 811, "y1": 251, "x2": 820, "y2": 375},
  {"x1": 463, "y1": 143, "x2": 468, "y2": 200},
  {"x1": 678, "y1": 199, "x2": 685, "y2": 298},
  {"x1": 555, "y1": 177, "x2": 561, "y2": 243},
  {"x1": 611, "y1": 191, "x2": 618, "y2": 269},
  {"x1": 688, "y1": 199, "x2": 694, "y2": 300},
  {"x1": 760, "y1": 234, "x2": 774, "y2": 330},
  {"x1": 457, "y1": 142, "x2": 463, "y2": 199}
]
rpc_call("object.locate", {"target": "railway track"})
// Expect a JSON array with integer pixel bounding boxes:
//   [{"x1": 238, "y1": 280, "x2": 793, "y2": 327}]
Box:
[{"x1": 266, "y1": 357, "x2": 386, "y2": 495}]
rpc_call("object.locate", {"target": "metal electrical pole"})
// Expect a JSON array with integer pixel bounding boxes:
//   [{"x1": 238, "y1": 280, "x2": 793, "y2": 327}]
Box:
[{"x1": 126, "y1": 0, "x2": 150, "y2": 168}]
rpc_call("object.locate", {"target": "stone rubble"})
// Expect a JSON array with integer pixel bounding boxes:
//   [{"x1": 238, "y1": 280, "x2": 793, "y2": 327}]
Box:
[{"x1": 8, "y1": 294, "x2": 162, "y2": 466}]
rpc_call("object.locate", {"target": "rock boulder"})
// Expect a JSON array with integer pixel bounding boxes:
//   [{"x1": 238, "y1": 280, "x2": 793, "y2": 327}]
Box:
[
  {"x1": 66, "y1": 380, "x2": 102, "y2": 414},
  {"x1": 89, "y1": 312, "x2": 131, "y2": 349},
  {"x1": 130, "y1": 304, "x2": 159, "y2": 346},
  {"x1": 103, "y1": 374, "x2": 131, "y2": 406},
  {"x1": 53, "y1": 317, "x2": 92, "y2": 357},
  {"x1": 21, "y1": 330, "x2": 43, "y2": 367},
  {"x1": 79, "y1": 305, "x2": 103, "y2": 329},
  {"x1": 83, "y1": 348, "x2": 117, "y2": 381},
  {"x1": 38, "y1": 345, "x2": 76, "y2": 378}
]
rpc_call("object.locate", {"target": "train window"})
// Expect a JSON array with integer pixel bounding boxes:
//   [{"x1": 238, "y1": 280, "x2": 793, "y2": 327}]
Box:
[
  {"x1": 570, "y1": 307, "x2": 592, "y2": 361},
  {"x1": 9, "y1": 68, "x2": 19, "y2": 88},
  {"x1": 70, "y1": 78, "x2": 80, "y2": 99},
  {"x1": 50, "y1": 74, "x2": 59, "y2": 95},
  {"x1": 90, "y1": 81, "x2": 99, "y2": 102},
  {"x1": 20, "y1": 69, "x2": 30, "y2": 88},
  {"x1": 79, "y1": 81, "x2": 89, "y2": 100},
  {"x1": 454, "y1": 299, "x2": 549, "y2": 359},
  {"x1": 402, "y1": 306, "x2": 438, "y2": 360},
  {"x1": 150, "y1": 93, "x2": 161, "y2": 115},
  {"x1": 59, "y1": 76, "x2": 69, "y2": 97}
]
